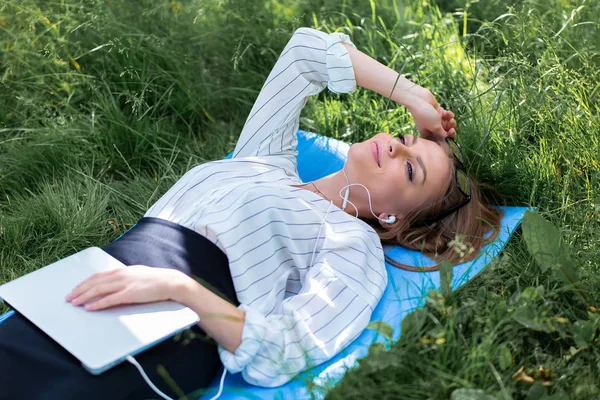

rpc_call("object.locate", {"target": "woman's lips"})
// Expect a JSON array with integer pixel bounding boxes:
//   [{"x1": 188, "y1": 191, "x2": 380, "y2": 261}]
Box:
[{"x1": 371, "y1": 142, "x2": 380, "y2": 167}]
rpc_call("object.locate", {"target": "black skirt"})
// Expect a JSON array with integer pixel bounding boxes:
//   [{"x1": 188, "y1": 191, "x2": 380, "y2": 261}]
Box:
[{"x1": 0, "y1": 217, "x2": 238, "y2": 400}]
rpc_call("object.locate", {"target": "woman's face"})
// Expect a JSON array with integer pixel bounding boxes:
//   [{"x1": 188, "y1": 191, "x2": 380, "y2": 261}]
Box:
[{"x1": 346, "y1": 132, "x2": 452, "y2": 221}]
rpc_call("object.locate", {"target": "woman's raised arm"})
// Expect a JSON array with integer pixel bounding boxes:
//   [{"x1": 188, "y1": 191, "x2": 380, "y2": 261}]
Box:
[
  {"x1": 232, "y1": 28, "x2": 358, "y2": 159},
  {"x1": 341, "y1": 42, "x2": 456, "y2": 139}
]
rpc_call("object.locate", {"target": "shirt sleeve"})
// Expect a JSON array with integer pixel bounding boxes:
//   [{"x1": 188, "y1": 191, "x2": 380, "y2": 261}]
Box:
[
  {"x1": 232, "y1": 28, "x2": 357, "y2": 159},
  {"x1": 218, "y1": 229, "x2": 387, "y2": 387}
]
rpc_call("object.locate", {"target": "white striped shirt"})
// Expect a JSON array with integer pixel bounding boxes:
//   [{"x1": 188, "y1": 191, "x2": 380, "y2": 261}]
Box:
[{"x1": 145, "y1": 28, "x2": 387, "y2": 387}]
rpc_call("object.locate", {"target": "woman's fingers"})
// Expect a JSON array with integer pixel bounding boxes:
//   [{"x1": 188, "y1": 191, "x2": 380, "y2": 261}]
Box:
[
  {"x1": 85, "y1": 292, "x2": 129, "y2": 311},
  {"x1": 66, "y1": 265, "x2": 185, "y2": 311},
  {"x1": 71, "y1": 282, "x2": 123, "y2": 306},
  {"x1": 436, "y1": 108, "x2": 457, "y2": 132},
  {"x1": 66, "y1": 268, "x2": 122, "y2": 301},
  {"x1": 436, "y1": 106, "x2": 445, "y2": 119},
  {"x1": 442, "y1": 119, "x2": 450, "y2": 132},
  {"x1": 442, "y1": 118, "x2": 456, "y2": 132}
]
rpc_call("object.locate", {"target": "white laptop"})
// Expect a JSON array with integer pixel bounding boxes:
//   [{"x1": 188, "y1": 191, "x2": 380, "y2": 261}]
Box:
[{"x1": 0, "y1": 247, "x2": 200, "y2": 375}]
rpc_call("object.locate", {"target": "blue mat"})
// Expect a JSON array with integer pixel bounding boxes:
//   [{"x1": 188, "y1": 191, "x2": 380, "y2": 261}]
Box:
[{"x1": 0, "y1": 131, "x2": 527, "y2": 400}]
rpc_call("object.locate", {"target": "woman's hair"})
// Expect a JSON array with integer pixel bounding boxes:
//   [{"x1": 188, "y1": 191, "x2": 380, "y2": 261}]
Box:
[{"x1": 365, "y1": 140, "x2": 504, "y2": 272}]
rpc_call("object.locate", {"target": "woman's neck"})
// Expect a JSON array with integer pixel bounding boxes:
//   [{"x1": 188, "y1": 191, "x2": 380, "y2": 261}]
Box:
[{"x1": 310, "y1": 171, "x2": 370, "y2": 219}]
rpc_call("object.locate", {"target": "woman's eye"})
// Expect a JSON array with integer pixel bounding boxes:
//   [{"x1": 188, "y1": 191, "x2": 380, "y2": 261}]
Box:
[
  {"x1": 398, "y1": 135, "x2": 405, "y2": 145},
  {"x1": 407, "y1": 162, "x2": 413, "y2": 182}
]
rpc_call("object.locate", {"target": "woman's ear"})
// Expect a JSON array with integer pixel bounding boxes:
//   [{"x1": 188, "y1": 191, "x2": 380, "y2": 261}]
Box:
[{"x1": 378, "y1": 213, "x2": 403, "y2": 228}]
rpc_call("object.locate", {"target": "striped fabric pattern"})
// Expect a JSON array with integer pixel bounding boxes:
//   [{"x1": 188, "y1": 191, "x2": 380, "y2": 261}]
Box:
[{"x1": 144, "y1": 28, "x2": 387, "y2": 387}]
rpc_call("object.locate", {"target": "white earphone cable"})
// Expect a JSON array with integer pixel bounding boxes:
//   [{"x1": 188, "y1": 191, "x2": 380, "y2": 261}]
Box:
[
  {"x1": 126, "y1": 355, "x2": 228, "y2": 400},
  {"x1": 340, "y1": 169, "x2": 359, "y2": 216},
  {"x1": 209, "y1": 368, "x2": 227, "y2": 400},
  {"x1": 126, "y1": 355, "x2": 174, "y2": 400},
  {"x1": 310, "y1": 201, "x2": 333, "y2": 268},
  {"x1": 339, "y1": 169, "x2": 395, "y2": 223}
]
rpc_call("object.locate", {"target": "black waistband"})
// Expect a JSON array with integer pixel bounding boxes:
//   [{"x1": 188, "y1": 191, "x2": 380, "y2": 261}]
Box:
[{"x1": 102, "y1": 217, "x2": 238, "y2": 305}]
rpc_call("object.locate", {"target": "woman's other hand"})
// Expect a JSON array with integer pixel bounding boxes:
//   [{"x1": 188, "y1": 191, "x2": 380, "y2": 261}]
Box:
[
  {"x1": 438, "y1": 107, "x2": 457, "y2": 138},
  {"x1": 408, "y1": 87, "x2": 457, "y2": 136},
  {"x1": 406, "y1": 86, "x2": 456, "y2": 140},
  {"x1": 65, "y1": 265, "x2": 191, "y2": 311},
  {"x1": 406, "y1": 97, "x2": 456, "y2": 141}
]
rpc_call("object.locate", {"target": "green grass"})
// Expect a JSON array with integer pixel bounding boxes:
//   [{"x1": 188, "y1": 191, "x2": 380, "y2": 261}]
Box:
[{"x1": 1, "y1": 0, "x2": 599, "y2": 398}]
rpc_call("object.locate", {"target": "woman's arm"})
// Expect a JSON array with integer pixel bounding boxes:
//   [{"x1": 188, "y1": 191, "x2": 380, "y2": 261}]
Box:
[
  {"x1": 66, "y1": 266, "x2": 245, "y2": 353},
  {"x1": 342, "y1": 43, "x2": 456, "y2": 139},
  {"x1": 232, "y1": 27, "x2": 454, "y2": 160},
  {"x1": 176, "y1": 275, "x2": 244, "y2": 353},
  {"x1": 232, "y1": 28, "x2": 357, "y2": 159},
  {"x1": 67, "y1": 231, "x2": 386, "y2": 388}
]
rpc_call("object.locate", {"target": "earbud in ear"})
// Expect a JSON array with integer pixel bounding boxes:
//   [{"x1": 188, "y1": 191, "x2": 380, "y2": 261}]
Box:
[{"x1": 381, "y1": 215, "x2": 396, "y2": 224}]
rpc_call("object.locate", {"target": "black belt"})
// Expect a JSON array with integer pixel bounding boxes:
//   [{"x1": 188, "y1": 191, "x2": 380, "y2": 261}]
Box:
[{"x1": 102, "y1": 217, "x2": 238, "y2": 306}]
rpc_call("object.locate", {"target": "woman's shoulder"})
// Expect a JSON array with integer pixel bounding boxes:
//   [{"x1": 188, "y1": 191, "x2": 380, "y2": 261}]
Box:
[
  {"x1": 353, "y1": 218, "x2": 385, "y2": 250},
  {"x1": 325, "y1": 213, "x2": 385, "y2": 260},
  {"x1": 321, "y1": 214, "x2": 388, "y2": 305}
]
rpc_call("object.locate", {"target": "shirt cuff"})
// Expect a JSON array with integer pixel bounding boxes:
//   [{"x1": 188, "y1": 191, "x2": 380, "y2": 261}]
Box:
[
  {"x1": 218, "y1": 304, "x2": 268, "y2": 373},
  {"x1": 326, "y1": 32, "x2": 357, "y2": 94}
]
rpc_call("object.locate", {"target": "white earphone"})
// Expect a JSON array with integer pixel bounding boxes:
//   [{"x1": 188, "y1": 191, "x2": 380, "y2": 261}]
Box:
[
  {"x1": 381, "y1": 214, "x2": 397, "y2": 224},
  {"x1": 340, "y1": 169, "x2": 397, "y2": 225}
]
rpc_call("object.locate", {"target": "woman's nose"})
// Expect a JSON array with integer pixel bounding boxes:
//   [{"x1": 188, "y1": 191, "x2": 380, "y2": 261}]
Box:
[{"x1": 388, "y1": 137, "x2": 413, "y2": 158}]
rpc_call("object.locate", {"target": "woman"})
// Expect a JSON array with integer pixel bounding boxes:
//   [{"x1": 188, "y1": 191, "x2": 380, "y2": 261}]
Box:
[{"x1": 0, "y1": 28, "x2": 501, "y2": 399}]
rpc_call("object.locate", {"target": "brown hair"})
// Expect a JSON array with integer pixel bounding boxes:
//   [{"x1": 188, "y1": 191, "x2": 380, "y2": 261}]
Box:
[{"x1": 365, "y1": 141, "x2": 504, "y2": 272}]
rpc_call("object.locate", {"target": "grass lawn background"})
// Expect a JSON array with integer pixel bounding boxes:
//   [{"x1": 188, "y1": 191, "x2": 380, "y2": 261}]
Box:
[{"x1": 1, "y1": 0, "x2": 599, "y2": 398}]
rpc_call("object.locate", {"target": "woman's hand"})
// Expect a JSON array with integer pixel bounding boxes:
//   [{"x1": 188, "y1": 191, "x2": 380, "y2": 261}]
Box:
[
  {"x1": 65, "y1": 265, "x2": 191, "y2": 311},
  {"x1": 406, "y1": 97, "x2": 456, "y2": 141},
  {"x1": 66, "y1": 265, "x2": 246, "y2": 353}
]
